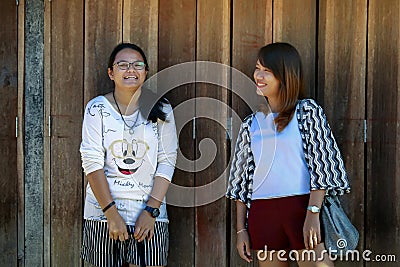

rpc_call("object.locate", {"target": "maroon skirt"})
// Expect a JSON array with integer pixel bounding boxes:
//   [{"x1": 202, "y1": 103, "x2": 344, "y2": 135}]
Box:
[{"x1": 247, "y1": 194, "x2": 310, "y2": 250}]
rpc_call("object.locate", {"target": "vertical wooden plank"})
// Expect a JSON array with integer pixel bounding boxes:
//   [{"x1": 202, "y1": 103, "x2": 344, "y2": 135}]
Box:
[
  {"x1": 0, "y1": 0, "x2": 18, "y2": 265},
  {"x1": 50, "y1": 0, "x2": 84, "y2": 266},
  {"x1": 318, "y1": 1, "x2": 367, "y2": 266},
  {"x1": 84, "y1": 0, "x2": 122, "y2": 104},
  {"x1": 24, "y1": 0, "x2": 44, "y2": 265},
  {"x1": 43, "y1": 0, "x2": 51, "y2": 265},
  {"x1": 123, "y1": 0, "x2": 158, "y2": 99},
  {"x1": 274, "y1": 0, "x2": 317, "y2": 97},
  {"x1": 232, "y1": 0, "x2": 273, "y2": 119},
  {"x1": 367, "y1": 0, "x2": 400, "y2": 266},
  {"x1": 195, "y1": 0, "x2": 230, "y2": 266},
  {"x1": 17, "y1": 0, "x2": 25, "y2": 265},
  {"x1": 83, "y1": 2, "x2": 122, "y2": 266},
  {"x1": 231, "y1": 1, "x2": 273, "y2": 266},
  {"x1": 158, "y1": 1, "x2": 197, "y2": 266},
  {"x1": 124, "y1": 0, "x2": 158, "y2": 77}
]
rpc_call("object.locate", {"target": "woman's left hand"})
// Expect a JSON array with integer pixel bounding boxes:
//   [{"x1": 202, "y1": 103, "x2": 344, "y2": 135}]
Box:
[
  {"x1": 303, "y1": 212, "x2": 321, "y2": 250},
  {"x1": 134, "y1": 210, "x2": 156, "y2": 242}
]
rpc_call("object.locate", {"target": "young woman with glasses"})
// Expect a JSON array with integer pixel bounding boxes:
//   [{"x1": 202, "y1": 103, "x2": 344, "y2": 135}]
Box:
[{"x1": 80, "y1": 43, "x2": 177, "y2": 267}]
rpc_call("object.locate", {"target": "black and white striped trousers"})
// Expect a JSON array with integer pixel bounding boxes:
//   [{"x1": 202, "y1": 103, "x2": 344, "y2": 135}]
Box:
[{"x1": 81, "y1": 220, "x2": 169, "y2": 267}]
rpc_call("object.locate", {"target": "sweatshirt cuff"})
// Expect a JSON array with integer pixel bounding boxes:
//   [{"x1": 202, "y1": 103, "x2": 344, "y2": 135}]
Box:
[
  {"x1": 83, "y1": 162, "x2": 103, "y2": 176},
  {"x1": 155, "y1": 163, "x2": 175, "y2": 182}
]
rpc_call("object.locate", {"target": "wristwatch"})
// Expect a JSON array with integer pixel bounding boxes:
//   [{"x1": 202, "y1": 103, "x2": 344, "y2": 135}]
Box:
[
  {"x1": 144, "y1": 205, "x2": 160, "y2": 218},
  {"x1": 307, "y1": 205, "x2": 320, "y2": 213}
]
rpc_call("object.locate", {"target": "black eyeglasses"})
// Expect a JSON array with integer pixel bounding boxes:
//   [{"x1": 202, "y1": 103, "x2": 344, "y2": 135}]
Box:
[{"x1": 113, "y1": 61, "x2": 146, "y2": 71}]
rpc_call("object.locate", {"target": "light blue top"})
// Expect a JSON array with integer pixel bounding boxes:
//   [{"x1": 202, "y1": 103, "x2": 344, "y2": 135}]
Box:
[
  {"x1": 226, "y1": 99, "x2": 351, "y2": 209},
  {"x1": 250, "y1": 110, "x2": 310, "y2": 199}
]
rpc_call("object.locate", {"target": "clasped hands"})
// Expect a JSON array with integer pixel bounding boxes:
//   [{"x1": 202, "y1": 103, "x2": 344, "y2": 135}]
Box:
[{"x1": 107, "y1": 209, "x2": 155, "y2": 242}]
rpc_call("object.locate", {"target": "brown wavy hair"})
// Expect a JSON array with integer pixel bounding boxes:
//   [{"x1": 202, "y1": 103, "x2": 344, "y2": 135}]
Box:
[{"x1": 258, "y1": 42, "x2": 305, "y2": 132}]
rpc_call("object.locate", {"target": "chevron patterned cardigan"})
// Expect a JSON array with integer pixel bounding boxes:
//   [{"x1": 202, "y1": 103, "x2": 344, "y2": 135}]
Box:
[{"x1": 226, "y1": 98, "x2": 351, "y2": 209}]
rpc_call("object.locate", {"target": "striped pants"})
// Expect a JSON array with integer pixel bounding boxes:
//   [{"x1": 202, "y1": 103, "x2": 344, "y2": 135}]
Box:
[{"x1": 81, "y1": 220, "x2": 169, "y2": 267}]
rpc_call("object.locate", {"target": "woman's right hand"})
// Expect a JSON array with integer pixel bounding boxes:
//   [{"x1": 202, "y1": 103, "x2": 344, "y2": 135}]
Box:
[
  {"x1": 105, "y1": 208, "x2": 129, "y2": 241},
  {"x1": 237, "y1": 230, "x2": 252, "y2": 263}
]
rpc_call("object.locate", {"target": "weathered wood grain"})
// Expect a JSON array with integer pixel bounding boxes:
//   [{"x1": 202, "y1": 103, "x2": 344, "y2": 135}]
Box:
[
  {"x1": 273, "y1": 0, "x2": 317, "y2": 98},
  {"x1": 124, "y1": 0, "x2": 158, "y2": 77},
  {"x1": 84, "y1": 0, "x2": 122, "y2": 103},
  {"x1": 159, "y1": 0, "x2": 197, "y2": 266},
  {"x1": 17, "y1": 0, "x2": 25, "y2": 265},
  {"x1": 318, "y1": 1, "x2": 367, "y2": 266},
  {"x1": 367, "y1": 1, "x2": 400, "y2": 266},
  {"x1": 50, "y1": 0, "x2": 84, "y2": 266},
  {"x1": 24, "y1": 0, "x2": 45, "y2": 266},
  {"x1": 195, "y1": 0, "x2": 230, "y2": 266},
  {"x1": 0, "y1": 0, "x2": 18, "y2": 265}
]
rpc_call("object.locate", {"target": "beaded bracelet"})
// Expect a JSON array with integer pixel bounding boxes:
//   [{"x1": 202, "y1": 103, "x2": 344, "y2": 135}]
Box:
[
  {"x1": 236, "y1": 228, "x2": 247, "y2": 234},
  {"x1": 102, "y1": 201, "x2": 115, "y2": 213}
]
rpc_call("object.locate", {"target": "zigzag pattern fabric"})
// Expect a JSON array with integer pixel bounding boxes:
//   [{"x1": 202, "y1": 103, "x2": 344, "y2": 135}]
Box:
[
  {"x1": 226, "y1": 99, "x2": 350, "y2": 210},
  {"x1": 297, "y1": 99, "x2": 350, "y2": 195},
  {"x1": 226, "y1": 114, "x2": 255, "y2": 209}
]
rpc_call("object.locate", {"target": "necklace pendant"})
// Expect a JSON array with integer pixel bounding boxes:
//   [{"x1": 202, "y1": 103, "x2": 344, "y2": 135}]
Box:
[{"x1": 129, "y1": 128, "x2": 134, "y2": 135}]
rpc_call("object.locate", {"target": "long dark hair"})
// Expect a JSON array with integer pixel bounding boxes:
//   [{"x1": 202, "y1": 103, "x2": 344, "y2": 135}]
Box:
[
  {"x1": 258, "y1": 42, "x2": 305, "y2": 132},
  {"x1": 108, "y1": 43, "x2": 168, "y2": 122}
]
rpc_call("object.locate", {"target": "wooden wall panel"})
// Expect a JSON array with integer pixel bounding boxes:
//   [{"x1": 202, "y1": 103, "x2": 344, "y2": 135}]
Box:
[
  {"x1": 273, "y1": 0, "x2": 317, "y2": 97},
  {"x1": 44, "y1": 0, "x2": 51, "y2": 264},
  {"x1": 231, "y1": 1, "x2": 273, "y2": 266},
  {"x1": 0, "y1": 0, "x2": 18, "y2": 265},
  {"x1": 195, "y1": 0, "x2": 230, "y2": 266},
  {"x1": 84, "y1": 0, "x2": 122, "y2": 103},
  {"x1": 83, "y1": 2, "x2": 122, "y2": 266},
  {"x1": 367, "y1": 0, "x2": 400, "y2": 266},
  {"x1": 232, "y1": 0, "x2": 273, "y2": 118},
  {"x1": 318, "y1": 2, "x2": 367, "y2": 266},
  {"x1": 50, "y1": 0, "x2": 84, "y2": 266},
  {"x1": 6, "y1": 1, "x2": 399, "y2": 266},
  {"x1": 158, "y1": 1, "x2": 197, "y2": 266},
  {"x1": 24, "y1": 0, "x2": 45, "y2": 265},
  {"x1": 124, "y1": 0, "x2": 158, "y2": 77},
  {"x1": 17, "y1": 0, "x2": 25, "y2": 265}
]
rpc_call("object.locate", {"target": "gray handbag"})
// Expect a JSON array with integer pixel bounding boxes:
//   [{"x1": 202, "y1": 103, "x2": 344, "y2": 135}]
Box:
[{"x1": 321, "y1": 195, "x2": 359, "y2": 254}]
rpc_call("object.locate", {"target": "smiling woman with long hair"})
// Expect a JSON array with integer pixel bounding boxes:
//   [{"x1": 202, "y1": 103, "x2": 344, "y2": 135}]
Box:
[{"x1": 226, "y1": 42, "x2": 351, "y2": 267}]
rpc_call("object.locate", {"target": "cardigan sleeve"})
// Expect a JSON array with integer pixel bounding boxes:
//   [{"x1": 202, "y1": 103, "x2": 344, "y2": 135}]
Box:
[
  {"x1": 302, "y1": 99, "x2": 351, "y2": 196},
  {"x1": 226, "y1": 116, "x2": 254, "y2": 207}
]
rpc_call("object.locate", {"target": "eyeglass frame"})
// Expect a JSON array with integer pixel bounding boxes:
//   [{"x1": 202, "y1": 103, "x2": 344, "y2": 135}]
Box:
[{"x1": 113, "y1": 60, "x2": 146, "y2": 71}]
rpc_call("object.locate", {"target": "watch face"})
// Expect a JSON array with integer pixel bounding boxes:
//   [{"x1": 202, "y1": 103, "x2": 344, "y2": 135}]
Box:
[
  {"x1": 145, "y1": 206, "x2": 160, "y2": 218},
  {"x1": 308, "y1": 205, "x2": 320, "y2": 213},
  {"x1": 311, "y1": 207, "x2": 318, "y2": 212},
  {"x1": 152, "y1": 208, "x2": 160, "y2": 217}
]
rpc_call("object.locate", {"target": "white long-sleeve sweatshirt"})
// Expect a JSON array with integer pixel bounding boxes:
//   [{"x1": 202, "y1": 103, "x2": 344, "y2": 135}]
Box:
[{"x1": 80, "y1": 95, "x2": 178, "y2": 224}]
